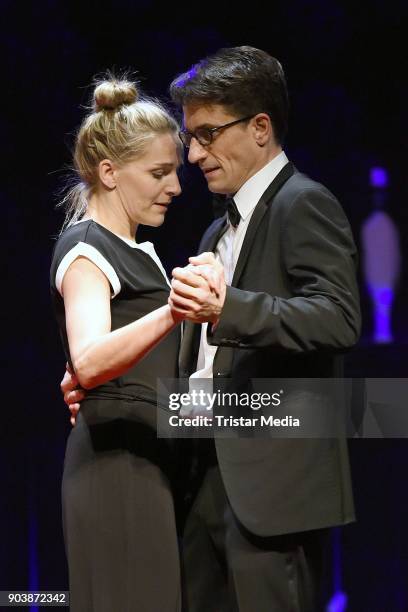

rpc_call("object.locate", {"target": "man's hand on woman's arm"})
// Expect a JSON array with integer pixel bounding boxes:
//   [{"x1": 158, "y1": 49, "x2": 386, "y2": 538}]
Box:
[{"x1": 60, "y1": 363, "x2": 86, "y2": 426}]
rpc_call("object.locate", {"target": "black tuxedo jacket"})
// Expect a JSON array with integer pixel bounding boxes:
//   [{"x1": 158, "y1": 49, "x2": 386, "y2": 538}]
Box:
[{"x1": 179, "y1": 163, "x2": 361, "y2": 537}]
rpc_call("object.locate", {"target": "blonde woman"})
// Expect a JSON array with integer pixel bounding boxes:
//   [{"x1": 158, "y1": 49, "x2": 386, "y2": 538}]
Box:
[{"x1": 50, "y1": 76, "x2": 185, "y2": 611}]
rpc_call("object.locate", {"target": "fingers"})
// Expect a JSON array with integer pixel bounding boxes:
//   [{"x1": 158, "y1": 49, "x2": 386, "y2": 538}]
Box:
[
  {"x1": 60, "y1": 369, "x2": 79, "y2": 394},
  {"x1": 60, "y1": 370, "x2": 70, "y2": 394},
  {"x1": 64, "y1": 388, "x2": 85, "y2": 407},
  {"x1": 188, "y1": 254, "x2": 224, "y2": 294},
  {"x1": 168, "y1": 300, "x2": 191, "y2": 320},
  {"x1": 69, "y1": 403, "x2": 79, "y2": 426},
  {"x1": 171, "y1": 277, "x2": 209, "y2": 302},
  {"x1": 168, "y1": 299, "x2": 189, "y2": 317},
  {"x1": 168, "y1": 291, "x2": 202, "y2": 314},
  {"x1": 171, "y1": 266, "x2": 208, "y2": 289},
  {"x1": 172, "y1": 262, "x2": 224, "y2": 295},
  {"x1": 189, "y1": 252, "x2": 216, "y2": 266},
  {"x1": 189, "y1": 264, "x2": 222, "y2": 294}
]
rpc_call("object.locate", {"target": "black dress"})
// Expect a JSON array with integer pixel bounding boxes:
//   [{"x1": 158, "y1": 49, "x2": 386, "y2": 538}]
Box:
[{"x1": 50, "y1": 220, "x2": 181, "y2": 612}]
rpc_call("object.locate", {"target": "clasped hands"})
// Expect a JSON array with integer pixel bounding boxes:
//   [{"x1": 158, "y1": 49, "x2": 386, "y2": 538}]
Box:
[{"x1": 169, "y1": 252, "x2": 226, "y2": 324}]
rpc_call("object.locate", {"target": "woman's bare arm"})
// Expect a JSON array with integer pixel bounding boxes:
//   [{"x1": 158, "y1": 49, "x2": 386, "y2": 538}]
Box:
[{"x1": 63, "y1": 256, "x2": 181, "y2": 390}]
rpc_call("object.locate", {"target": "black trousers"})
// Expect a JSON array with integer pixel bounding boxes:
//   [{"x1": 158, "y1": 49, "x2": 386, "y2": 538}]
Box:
[
  {"x1": 62, "y1": 407, "x2": 181, "y2": 612},
  {"x1": 181, "y1": 464, "x2": 329, "y2": 612}
]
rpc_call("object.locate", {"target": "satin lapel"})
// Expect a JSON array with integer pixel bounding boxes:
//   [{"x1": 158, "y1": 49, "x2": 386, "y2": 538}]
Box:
[
  {"x1": 231, "y1": 162, "x2": 295, "y2": 287},
  {"x1": 199, "y1": 217, "x2": 228, "y2": 254}
]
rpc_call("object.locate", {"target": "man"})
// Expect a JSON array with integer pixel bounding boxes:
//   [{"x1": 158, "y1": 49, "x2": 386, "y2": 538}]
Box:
[
  {"x1": 166, "y1": 46, "x2": 361, "y2": 611},
  {"x1": 63, "y1": 46, "x2": 360, "y2": 611}
]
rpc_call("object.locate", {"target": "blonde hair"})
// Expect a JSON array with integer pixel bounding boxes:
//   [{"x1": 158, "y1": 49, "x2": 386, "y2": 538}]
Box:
[{"x1": 59, "y1": 74, "x2": 181, "y2": 230}]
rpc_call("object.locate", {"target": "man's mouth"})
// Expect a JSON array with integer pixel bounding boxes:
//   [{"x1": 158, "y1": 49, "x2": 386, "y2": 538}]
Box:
[{"x1": 202, "y1": 166, "x2": 220, "y2": 176}]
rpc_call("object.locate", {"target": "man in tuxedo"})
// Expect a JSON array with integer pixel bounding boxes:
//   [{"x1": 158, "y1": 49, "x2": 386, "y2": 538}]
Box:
[{"x1": 167, "y1": 46, "x2": 361, "y2": 611}]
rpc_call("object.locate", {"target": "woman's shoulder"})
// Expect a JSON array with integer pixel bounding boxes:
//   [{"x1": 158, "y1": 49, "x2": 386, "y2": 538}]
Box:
[
  {"x1": 53, "y1": 219, "x2": 116, "y2": 258},
  {"x1": 57, "y1": 218, "x2": 101, "y2": 246},
  {"x1": 50, "y1": 220, "x2": 122, "y2": 296},
  {"x1": 51, "y1": 220, "x2": 102, "y2": 270}
]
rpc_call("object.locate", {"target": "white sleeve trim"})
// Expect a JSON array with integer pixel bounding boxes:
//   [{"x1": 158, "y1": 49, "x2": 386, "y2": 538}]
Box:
[
  {"x1": 136, "y1": 241, "x2": 171, "y2": 287},
  {"x1": 55, "y1": 242, "x2": 121, "y2": 299}
]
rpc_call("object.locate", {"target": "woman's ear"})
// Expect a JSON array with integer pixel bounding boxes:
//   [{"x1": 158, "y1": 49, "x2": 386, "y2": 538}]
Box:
[{"x1": 98, "y1": 159, "x2": 116, "y2": 189}]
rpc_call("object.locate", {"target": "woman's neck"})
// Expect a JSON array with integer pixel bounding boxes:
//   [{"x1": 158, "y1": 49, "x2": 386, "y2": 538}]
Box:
[{"x1": 86, "y1": 191, "x2": 138, "y2": 242}]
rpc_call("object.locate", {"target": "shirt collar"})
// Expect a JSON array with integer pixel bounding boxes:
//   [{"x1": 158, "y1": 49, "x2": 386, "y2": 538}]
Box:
[{"x1": 233, "y1": 151, "x2": 289, "y2": 221}]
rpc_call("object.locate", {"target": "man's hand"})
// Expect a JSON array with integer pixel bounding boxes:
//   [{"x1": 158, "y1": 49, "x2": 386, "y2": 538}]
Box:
[
  {"x1": 60, "y1": 363, "x2": 86, "y2": 426},
  {"x1": 169, "y1": 252, "x2": 226, "y2": 324}
]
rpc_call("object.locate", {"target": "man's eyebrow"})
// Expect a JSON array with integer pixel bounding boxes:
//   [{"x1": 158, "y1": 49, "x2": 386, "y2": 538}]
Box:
[{"x1": 184, "y1": 122, "x2": 215, "y2": 131}]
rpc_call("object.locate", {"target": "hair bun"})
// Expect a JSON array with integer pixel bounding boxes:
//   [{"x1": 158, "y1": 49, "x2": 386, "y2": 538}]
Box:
[{"x1": 93, "y1": 78, "x2": 139, "y2": 112}]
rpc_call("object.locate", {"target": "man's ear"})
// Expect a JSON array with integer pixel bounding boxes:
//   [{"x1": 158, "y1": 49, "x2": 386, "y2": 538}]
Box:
[
  {"x1": 252, "y1": 113, "x2": 273, "y2": 147},
  {"x1": 98, "y1": 159, "x2": 116, "y2": 189}
]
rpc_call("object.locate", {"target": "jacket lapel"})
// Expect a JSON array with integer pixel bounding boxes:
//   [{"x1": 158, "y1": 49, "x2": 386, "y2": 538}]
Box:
[
  {"x1": 199, "y1": 217, "x2": 228, "y2": 254},
  {"x1": 231, "y1": 162, "x2": 295, "y2": 287}
]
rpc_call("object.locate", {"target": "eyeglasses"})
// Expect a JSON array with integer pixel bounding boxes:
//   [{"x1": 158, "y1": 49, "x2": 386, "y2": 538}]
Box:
[{"x1": 179, "y1": 115, "x2": 255, "y2": 148}]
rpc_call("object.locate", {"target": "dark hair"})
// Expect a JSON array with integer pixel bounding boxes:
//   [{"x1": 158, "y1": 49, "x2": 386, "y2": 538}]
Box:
[{"x1": 169, "y1": 46, "x2": 289, "y2": 144}]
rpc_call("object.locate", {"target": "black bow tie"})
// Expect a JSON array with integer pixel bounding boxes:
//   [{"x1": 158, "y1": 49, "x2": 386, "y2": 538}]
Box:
[{"x1": 226, "y1": 197, "x2": 241, "y2": 228}]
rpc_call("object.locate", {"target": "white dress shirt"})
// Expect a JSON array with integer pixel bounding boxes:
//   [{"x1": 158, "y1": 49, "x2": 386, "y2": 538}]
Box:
[{"x1": 190, "y1": 151, "x2": 289, "y2": 389}]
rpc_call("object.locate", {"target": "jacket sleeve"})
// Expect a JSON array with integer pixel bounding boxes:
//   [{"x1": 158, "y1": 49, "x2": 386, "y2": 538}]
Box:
[{"x1": 207, "y1": 188, "x2": 361, "y2": 353}]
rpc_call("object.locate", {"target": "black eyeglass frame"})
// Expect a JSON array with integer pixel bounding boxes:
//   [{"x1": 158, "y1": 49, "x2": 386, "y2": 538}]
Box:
[{"x1": 179, "y1": 114, "x2": 256, "y2": 148}]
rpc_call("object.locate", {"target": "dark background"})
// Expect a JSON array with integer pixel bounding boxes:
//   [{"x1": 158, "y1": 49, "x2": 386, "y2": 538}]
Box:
[{"x1": 2, "y1": 1, "x2": 408, "y2": 610}]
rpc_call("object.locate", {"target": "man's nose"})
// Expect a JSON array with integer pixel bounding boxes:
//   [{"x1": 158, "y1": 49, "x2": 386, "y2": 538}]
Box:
[{"x1": 188, "y1": 137, "x2": 207, "y2": 164}]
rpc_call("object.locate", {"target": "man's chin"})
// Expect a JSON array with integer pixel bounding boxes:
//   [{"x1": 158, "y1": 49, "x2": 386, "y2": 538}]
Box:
[
  {"x1": 208, "y1": 187, "x2": 229, "y2": 195},
  {"x1": 205, "y1": 178, "x2": 229, "y2": 195}
]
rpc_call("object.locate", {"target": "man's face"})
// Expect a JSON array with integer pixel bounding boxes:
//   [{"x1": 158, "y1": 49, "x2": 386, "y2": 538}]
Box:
[{"x1": 182, "y1": 103, "x2": 260, "y2": 195}]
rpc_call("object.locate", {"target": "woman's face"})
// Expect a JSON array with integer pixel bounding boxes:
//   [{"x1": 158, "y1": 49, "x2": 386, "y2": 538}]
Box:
[{"x1": 115, "y1": 132, "x2": 182, "y2": 227}]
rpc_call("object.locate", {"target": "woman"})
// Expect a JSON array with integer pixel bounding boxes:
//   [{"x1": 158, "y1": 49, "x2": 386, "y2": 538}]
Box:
[{"x1": 50, "y1": 75, "x2": 184, "y2": 611}]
